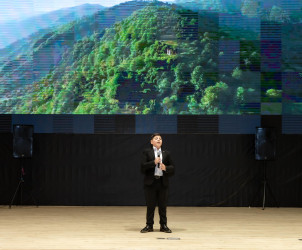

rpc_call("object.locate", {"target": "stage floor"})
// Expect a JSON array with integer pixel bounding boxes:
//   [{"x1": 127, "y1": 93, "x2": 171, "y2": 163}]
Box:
[{"x1": 0, "y1": 206, "x2": 301, "y2": 250}]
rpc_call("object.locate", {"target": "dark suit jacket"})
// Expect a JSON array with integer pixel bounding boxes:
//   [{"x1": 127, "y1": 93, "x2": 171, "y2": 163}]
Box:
[{"x1": 141, "y1": 148, "x2": 175, "y2": 187}]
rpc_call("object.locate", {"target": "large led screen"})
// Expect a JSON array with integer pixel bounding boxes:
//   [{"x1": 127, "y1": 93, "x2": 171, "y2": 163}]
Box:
[{"x1": 0, "y1": 0, "x2": 301, "y2": 114}]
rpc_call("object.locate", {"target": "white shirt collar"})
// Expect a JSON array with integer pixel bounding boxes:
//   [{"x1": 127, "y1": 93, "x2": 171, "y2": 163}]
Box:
[{"x1": 153, "y1": 146, "x2": 161, "y2": 152}]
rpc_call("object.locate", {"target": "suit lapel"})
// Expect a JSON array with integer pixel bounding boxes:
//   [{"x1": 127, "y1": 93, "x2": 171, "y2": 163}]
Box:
[{"x1": 149, "y1": 148, "x2": 166, "y2": 162}]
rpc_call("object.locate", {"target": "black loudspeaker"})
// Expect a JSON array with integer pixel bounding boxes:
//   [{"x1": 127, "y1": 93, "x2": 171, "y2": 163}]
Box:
[
  {"x1": 13, "y1": 125, "x2": 33, "y2": 158},
  {"x1": 255, "y1": 127, "x2": 276, "y2": 160}
]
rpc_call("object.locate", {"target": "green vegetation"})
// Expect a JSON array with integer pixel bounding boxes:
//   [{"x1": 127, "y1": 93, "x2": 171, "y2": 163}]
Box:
[{"x1": 0, "y1": 2, "x2": 283, "y2": 114}]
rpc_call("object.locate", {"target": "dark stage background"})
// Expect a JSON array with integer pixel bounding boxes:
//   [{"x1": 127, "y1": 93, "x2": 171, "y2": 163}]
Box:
[{"x1": 0, "y1": 133, "x2": 301, "y2": 207}]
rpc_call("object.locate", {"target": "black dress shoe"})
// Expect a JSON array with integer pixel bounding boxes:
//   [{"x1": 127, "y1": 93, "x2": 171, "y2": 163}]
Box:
[
  {"x1": 160, "y1": 224, "x2": 172, "y2": 233},
  {"x1": 140, "y1": 225, "x2": 154, "y2": 233}
]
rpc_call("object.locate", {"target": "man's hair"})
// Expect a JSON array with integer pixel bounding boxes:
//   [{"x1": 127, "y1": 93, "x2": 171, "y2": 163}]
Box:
[{"x1": 150, "y1": 133, "x2": 161, "y2": 140}]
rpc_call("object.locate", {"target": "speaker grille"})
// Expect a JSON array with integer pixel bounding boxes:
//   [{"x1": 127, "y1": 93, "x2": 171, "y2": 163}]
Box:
[
  {"x1": 255, "y1": 127, "x2": 276, "y2": 160},
  {"x1": 13, "y1": 125, "x2": 33, "y2": 158}
]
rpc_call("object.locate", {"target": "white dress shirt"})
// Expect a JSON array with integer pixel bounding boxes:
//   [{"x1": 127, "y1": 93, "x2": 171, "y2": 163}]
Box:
[{"x1": 153, "y1": 146, "x2": 163, "y2": 177}]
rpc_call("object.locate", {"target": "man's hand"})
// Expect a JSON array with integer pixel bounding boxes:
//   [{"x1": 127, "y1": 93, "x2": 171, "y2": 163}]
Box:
[
  {"x1": 160, "y1": 163, "x2": 166, "y2": 171},
  {"x1": 154, "y1": 157, "x2": 161, "y2": 165}
]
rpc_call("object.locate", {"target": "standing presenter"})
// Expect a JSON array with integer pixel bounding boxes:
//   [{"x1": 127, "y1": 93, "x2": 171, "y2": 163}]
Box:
[{"x1": 140, "y1": 133, "x2": 175, "y2": 233}]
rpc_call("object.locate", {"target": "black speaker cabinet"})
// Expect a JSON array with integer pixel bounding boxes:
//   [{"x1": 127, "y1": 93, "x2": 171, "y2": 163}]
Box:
[
  {"x1": 255, "y1": 127, "x2": 276, "y2": 160},
  {"x1": 13, "y1": 125, "x2": 33, "y2": 158}
]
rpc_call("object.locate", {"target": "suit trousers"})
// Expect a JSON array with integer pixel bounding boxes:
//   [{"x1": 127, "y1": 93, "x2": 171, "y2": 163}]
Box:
[{"x1": 144, "y1": 177, "x2": 168, "y2": 226}]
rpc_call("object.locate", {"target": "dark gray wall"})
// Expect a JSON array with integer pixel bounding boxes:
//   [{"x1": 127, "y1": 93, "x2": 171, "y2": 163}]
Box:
[{"x1": 1, "y1": 133, "x2": 301, "y2": 207}]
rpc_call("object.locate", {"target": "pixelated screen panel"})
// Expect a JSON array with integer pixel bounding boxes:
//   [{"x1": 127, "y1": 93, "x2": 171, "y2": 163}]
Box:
[{"x1": 0, "y1": 0, "x2": 301, "y2": 115}]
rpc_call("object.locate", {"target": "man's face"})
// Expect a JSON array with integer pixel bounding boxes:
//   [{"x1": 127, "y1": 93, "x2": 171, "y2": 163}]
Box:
[{"x1": 151, "y1": 135, "x2": 162, "y2": 149}]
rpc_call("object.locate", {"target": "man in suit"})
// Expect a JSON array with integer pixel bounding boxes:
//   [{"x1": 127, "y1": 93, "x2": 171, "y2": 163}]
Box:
[{"x1": 140, "y1": 133, "x2": 175, "y2": 233}]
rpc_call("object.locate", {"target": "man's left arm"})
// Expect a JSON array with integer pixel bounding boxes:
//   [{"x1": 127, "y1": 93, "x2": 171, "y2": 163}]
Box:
[{"x1": 161, "y1": 152, "x2": 175, "y2": 176}]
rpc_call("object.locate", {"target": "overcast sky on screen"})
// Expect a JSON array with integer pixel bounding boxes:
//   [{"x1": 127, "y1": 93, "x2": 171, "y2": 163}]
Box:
[
  {"x1": 0, "y1": 0, "x2": 300, "y2": 23},
  {"x1": 0, "y1": 0, "x2": 175, "y2": 22}
]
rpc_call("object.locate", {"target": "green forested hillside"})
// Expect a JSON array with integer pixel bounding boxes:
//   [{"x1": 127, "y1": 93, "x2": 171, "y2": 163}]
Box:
[
  {"x1": 1, "y1": 3, "x2": 264, "y2": 114},
  {"x1": 0, "y1": 1, "x2": 154, "y2": 113}
]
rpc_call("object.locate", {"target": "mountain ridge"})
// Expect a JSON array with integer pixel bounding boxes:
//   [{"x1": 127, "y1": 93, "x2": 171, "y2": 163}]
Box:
[
  {"x1": 1, "y1": 3, "x2": 264, "y2": 114},
  {"x1": 0, "y1": 1, "x2": 301, "y2": 115},
  {"x1": 0, "y1": 1, "x2": 165, "y2": 93}
]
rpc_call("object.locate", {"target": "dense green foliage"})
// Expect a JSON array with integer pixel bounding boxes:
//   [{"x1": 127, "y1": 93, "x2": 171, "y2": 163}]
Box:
[{"x1": 2, "y1": 1, "x2": 299, "y2": 114}]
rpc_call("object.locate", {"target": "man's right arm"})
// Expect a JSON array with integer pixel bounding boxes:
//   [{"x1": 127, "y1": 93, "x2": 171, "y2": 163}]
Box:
[{"x1": 141, "y1": 150, "x2": 156, "y2": 174}]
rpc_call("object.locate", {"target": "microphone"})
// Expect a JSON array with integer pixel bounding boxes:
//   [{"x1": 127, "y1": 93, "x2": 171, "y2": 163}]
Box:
[{"x1": 157, "y1": 153, "x2": 160, "y2": 168}]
